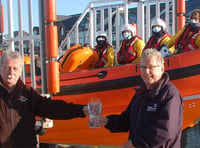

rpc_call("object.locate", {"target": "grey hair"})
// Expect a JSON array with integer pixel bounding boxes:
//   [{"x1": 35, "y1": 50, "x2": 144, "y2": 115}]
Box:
[
  {"x1": 141, "y1": 48, "x2": 164, "y2": 65},
  {"x1": 0, "y1": 50, "x2": 23, "y2": 67}
]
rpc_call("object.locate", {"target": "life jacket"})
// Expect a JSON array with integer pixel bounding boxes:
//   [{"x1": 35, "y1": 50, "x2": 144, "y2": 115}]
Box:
[
  {"x1": 144, "y1": 32, "x2": 171, "y2": 50},
  {"x1": 117, "y1": 36, "x2": 139, "y2": 64},
  {"x1": 95, "y1": 43, "x2": 111, "y2": 68},
  {"x1": 175, "y1": 24, "x2": 200, "y2": 54}
]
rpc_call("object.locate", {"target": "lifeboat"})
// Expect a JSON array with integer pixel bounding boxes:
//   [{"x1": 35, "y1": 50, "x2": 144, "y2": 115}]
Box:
[{"x1": 38, "y1": 49, "x2": 200, "y2": 146}]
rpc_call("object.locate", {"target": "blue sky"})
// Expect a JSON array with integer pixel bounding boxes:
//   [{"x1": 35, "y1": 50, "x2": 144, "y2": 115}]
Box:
[
  {"x1": 57, "y1": 0, "x2": 97, "y2": 16},
  {"x1": 1, "y1": 0, "x2": 96, "y2": 34}
]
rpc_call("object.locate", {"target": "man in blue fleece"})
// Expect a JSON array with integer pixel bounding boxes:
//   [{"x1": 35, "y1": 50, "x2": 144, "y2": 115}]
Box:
[{"x1": 99, "y1": 48, "x2": 183, "y2": 148}]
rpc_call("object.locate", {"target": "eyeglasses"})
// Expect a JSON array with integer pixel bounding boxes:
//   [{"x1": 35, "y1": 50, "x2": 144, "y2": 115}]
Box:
[{"x1": 140, "y1": 65, "x2": 160, "y2": 71}]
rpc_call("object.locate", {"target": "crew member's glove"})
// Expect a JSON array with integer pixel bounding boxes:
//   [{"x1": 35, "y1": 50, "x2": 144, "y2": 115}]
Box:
[{"x1": 159, "y1": 44, "x2": 170, "y2": 57}]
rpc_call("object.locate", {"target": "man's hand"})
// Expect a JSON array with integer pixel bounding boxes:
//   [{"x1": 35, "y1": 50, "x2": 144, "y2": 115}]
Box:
[
  {"x1": 122, "y1": 140, "x2": 136, "y2": 148},
  {"x1": 99, "y1": 116, "x2": 108, "y2": 126},
  {"x1": 83, "y1": 105, "x2": 108, "y2": 127},
  {"x1": 83, "y1": 106, "x2": 89, "y2": 116}
]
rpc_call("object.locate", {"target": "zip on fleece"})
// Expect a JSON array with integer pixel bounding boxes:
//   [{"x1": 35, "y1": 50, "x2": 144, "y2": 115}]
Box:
[
  {"x1": 134, "y1": 95, "x2": 147, "y2": 137},
  {"x1": 10, "y1": 101, "x2": 16, "y2": 148}
]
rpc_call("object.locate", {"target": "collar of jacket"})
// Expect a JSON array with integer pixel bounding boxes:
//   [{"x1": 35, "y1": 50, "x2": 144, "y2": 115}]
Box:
[
  {"x1": 95, "y1": 42, "x2": 110, "y2": 49},
  {"x1": 135, "y1": 72, "x2": 169, "y2": 98}
]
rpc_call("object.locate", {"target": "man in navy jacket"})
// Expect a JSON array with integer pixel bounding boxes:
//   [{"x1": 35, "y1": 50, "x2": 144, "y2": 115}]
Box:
[{"x1": 99, "y1": 48, "x2": 183, "y2": 148}]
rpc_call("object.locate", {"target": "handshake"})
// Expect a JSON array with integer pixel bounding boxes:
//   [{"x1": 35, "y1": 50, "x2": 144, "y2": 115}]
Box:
[{"x1": 83, "y1": 98, "x2": 108, "y2": 128}]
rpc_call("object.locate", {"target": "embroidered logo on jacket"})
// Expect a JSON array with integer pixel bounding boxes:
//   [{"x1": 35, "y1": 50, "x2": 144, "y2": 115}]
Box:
[
  {"x1": 18, "y1": 96, "x2": 28, "y2": 102},
  {"x1": 146, "y1": 104, "x2": 157, "y2": 112}
]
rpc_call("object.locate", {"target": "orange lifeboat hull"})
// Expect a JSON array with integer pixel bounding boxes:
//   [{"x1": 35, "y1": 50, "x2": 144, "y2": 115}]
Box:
[{"x1": 38, "y1": 50, "x2": 200, "y2": 146}]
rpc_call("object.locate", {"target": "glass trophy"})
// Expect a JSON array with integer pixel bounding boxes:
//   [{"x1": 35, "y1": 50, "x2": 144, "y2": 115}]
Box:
[{"x1": 88, "y1": 97, "x2": 102, "y2": 128}]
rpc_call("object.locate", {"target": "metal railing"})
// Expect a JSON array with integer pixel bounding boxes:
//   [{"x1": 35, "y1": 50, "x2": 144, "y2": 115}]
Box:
[{"x1": 58, "y1": 0, "x2": 175, "y2": 56}]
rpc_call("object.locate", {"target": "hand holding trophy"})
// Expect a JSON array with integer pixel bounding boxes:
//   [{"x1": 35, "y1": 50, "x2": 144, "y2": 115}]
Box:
[{"x1": 88, "y1": 97, "x2": 102, "y2": 128}]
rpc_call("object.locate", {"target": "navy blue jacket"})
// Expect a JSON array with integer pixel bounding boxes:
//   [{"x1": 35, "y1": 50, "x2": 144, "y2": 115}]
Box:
[{"x1": 105, "y1": 73, "x2": 183, "y2": 148}]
